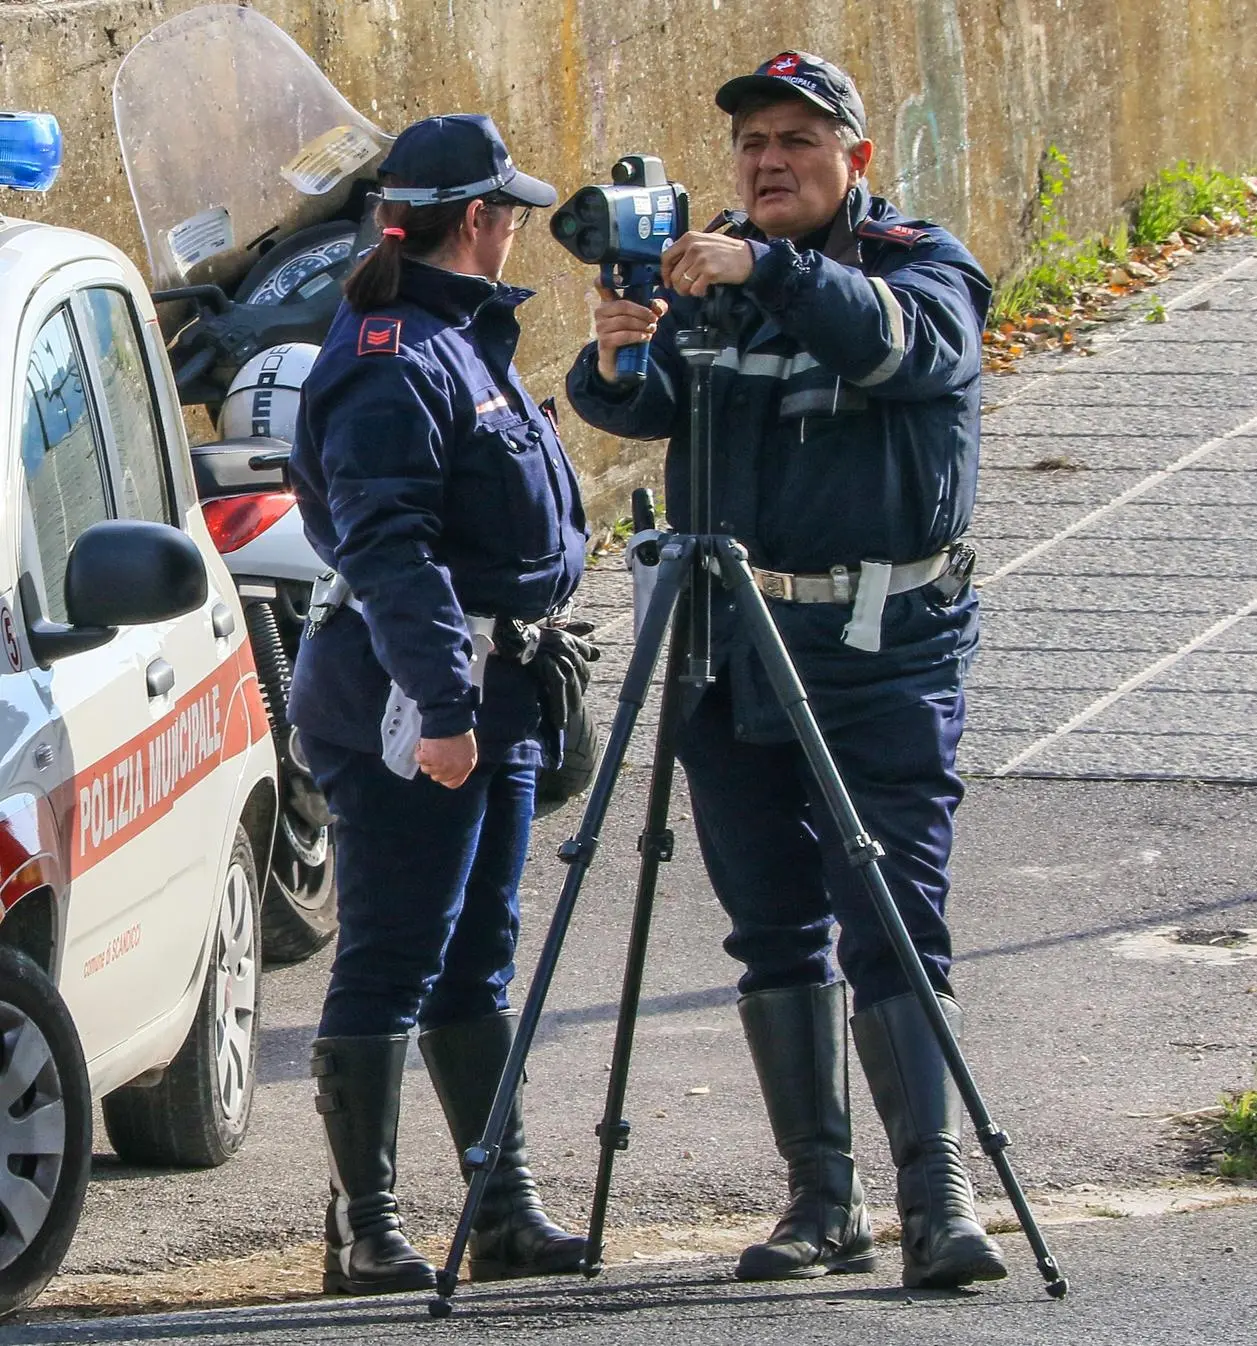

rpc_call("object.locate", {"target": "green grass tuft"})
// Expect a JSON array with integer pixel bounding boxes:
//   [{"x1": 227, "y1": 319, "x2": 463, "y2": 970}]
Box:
[
  {"x1": 989, "y1": 155, "x2": 1256, "y2": 329},
  {"x1": 1218, "y1": 1090, "x2": 1257, "y2": 1180},
  {"x1": 1132, "y1": 162, "x2": 1253, "y2": 246}
]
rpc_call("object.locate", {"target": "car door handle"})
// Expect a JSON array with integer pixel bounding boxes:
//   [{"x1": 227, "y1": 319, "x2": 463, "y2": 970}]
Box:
[
  {"x1": 146, "y1": 658, "x2": 175, "y2": 698},
  {"x1": 211, "y1": 601, "x2": 236, "y2": 638}
]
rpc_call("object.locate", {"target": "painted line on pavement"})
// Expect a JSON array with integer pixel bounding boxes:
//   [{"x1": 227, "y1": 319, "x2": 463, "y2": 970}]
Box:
[
  {"x1": 991, "y1": 591, "x2": 1257, "y2": 776},
  {"x1": 976, "y1": 407, "x2": 1257, "y2": 589},
  {"x1": 593, "y1": 610, "x2": 635, "y2": 643}
]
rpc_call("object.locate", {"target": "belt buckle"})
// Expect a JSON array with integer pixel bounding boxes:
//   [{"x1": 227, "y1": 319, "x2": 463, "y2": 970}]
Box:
[{"x1": 759, "y1": 569, "x2": 791, "y2": 601}]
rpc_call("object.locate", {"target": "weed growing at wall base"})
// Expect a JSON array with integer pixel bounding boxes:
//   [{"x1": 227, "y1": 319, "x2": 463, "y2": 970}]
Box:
[
  {"x1": 1132, "y1": 162, "x2": 1254, "y2": 247},
  {"x1": 984, "y1": 153, "x2": 1257, "y2": 371},
  {"x1": 1218, "y1": 1090, "x2": 1257, "y2": 1181}
]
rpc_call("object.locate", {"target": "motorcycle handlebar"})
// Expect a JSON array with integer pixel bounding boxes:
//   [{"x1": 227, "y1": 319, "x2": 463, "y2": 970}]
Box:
[
  {"x1": 175, "y1": 346, "x2": 217, "y2": 392},
  {"x1": 152, "y1": 284, "x2": 232, "y2": 315}
]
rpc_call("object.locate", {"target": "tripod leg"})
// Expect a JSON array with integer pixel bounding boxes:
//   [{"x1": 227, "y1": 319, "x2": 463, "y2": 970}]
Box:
[
  {"x1": 712, "y1": 537, "x2": 1068, "y2": 1300},
  {"x1": 426, "y1": 538, "x2": 696, "y2": 1319},
  {"x1": 581, "y1": 589, "x2": 693, "y2": 1276}
]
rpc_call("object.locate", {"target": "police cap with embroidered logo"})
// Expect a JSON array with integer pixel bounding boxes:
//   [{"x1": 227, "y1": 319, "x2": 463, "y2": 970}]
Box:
[
  {"x1": 716, "y1": 51, "x2": 867, "y2": 138},
  {"x1": 378, "y1": 113, "x2": 557, "y2": 208}
]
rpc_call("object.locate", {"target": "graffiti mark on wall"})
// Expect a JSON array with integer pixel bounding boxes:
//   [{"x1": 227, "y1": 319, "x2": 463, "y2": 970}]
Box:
[{"x1": 891, "y1": 0, "x2": 970, "y2": 235}]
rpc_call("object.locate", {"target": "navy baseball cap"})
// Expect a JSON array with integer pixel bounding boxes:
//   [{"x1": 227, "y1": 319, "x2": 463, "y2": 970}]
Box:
[
  {"x1": 378, "y1": 113, "x2": 556, "y2": 208},
  {"x1": 716, "y1": 51, "x2": 867, "y2": 137}
]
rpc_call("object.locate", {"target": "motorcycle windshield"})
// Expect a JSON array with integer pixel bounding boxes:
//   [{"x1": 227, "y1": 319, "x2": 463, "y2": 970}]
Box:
[{"x1": 113, "y1": 4, "x2": 391, "y2": 293}]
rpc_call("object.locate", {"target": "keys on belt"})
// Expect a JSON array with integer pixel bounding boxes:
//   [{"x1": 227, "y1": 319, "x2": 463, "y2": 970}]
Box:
[{"x1": 305, "y1": 570, "x2": 354, "y2": 638}]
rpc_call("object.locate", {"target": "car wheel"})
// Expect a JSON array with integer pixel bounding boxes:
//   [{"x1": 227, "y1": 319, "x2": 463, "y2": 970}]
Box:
[
  {"x1": 535, "y1": 699, "x2": 601, "y2": 816},
  {"x1": 101, "y1": 826, "x2": 261, "y2": 1168},
  {"x1": 259, "y1": 810, "x2": 338, "y2": 965},
  {"x1": 0, "y1": 946, "x2": 92, "y2": 1320}
]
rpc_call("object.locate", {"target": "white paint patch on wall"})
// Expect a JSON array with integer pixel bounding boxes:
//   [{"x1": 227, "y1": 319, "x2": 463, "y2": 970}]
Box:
[{"x1": 890, "y1": 0, "x2": 971, "y2": 236}]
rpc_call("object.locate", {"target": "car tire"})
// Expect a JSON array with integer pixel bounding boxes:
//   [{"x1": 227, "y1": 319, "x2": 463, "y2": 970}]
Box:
[
  {"x1": 535, "y1": 699, "x2": 601, "y2": 815},
  {"x1": 0, "y1": 945, "x2": 92, "y2": 1320},
  {"x1": 260, "y1": 818, "x2": 338, "y2": 965},
  {"x1": 101, "y1": 826, "x2": 261, "y2": 1168}
]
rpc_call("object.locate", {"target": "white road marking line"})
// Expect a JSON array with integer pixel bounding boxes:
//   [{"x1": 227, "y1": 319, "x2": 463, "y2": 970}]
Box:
[
  {"x1": 593, "y1": 610, "x2": 635, "y2": 643},
  {"x1": 991, "y1": 593, "x2": 1257, "y2": 776},
  {"x1": 975, "y1": 409, "x2": 1257, "y2": 588}
]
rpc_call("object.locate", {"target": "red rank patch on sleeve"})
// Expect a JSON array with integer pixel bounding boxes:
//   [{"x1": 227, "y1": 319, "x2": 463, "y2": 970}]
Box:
[
  {"x1": 357, "y1": 316, "x2": 402, "y2": 356},
  {"x1": 857, "y1": 218, "x2": 928, "y2": 247}
]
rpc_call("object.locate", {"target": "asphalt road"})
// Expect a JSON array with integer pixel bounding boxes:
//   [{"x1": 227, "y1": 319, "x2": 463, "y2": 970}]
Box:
[
  {"x1": 34, "y1": 233, "x2": 1257, "y2": 1339},
  {"x1": 9, "y1": 1204, "x2": 1257, "y2": 1345}
]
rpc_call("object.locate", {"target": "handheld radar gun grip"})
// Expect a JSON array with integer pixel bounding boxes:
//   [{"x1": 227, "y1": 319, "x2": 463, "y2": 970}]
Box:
[{"x1": 601, "y1": 264, "x2": 652, "y2": 384}]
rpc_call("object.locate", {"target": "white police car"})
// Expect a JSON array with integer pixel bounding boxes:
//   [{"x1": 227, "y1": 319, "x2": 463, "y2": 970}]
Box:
[{"x1": 0, "y1": 114, "x2": 278, "y2": 1315}]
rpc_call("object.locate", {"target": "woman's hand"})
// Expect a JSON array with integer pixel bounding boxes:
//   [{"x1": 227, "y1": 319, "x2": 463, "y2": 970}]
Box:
[{"x1": 416, "y1": 730, "x2": 478, "y2": 789}]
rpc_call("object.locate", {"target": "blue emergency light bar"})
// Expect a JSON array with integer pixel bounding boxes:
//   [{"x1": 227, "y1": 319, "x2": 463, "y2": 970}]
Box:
[{"x1": 0, "y1": 112, "x2": 63, "y2": 192}]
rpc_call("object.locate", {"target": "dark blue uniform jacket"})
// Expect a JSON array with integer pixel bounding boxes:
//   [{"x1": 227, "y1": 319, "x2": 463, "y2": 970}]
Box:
[
  {"x1": 566, "y1": 184, "x2": 991, "y2": 741},
  {"x1": 289, "y1": 260, "x2": 587, "y2": 766}
]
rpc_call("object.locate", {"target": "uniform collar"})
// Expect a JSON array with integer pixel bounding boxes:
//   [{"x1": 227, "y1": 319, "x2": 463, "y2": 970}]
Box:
[
  {"x1": 396, "y1": 258, "x2": 535, "y2": 325},
  {"x1": 816, "y1": 180, "x2": 872, "y2": 263}
]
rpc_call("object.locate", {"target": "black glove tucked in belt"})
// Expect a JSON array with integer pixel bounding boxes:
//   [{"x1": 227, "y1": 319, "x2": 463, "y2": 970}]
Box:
[{"x1": 493, "y1": 618, "x2": 600, "y2": 733}]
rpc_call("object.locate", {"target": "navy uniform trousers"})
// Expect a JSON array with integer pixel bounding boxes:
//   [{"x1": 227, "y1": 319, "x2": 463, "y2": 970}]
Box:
[
  {"x1": 301, "y1": 731, "x2": 533, "y2": 1038},
  {"x1": 674, "y1": 675, "x2": 965, "y2": 1013}
]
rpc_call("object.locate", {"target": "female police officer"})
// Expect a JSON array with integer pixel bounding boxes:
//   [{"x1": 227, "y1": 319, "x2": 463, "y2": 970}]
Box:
[{"x1": 286, "y1": 114, "x2": 592, "y2": 1295}]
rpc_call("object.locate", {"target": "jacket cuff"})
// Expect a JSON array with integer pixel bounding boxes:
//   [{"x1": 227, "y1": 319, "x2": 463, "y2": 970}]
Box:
[
  {"x1": 572, "y1": 344, "x2": 639, "y2": 402},
  {"x1": 743, "y1": 237, "x2": 814, "y2": 315},
  {"x1": 417, "y1": 702, "x2": 476, "y2": 739}
]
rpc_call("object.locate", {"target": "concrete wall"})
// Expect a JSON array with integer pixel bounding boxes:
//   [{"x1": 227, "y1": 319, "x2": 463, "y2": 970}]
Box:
[{"x1": 4, "y1": 0, "x2": 1257, "y2": 520}]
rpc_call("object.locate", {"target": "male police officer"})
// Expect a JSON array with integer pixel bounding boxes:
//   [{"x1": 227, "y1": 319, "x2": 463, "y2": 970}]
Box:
[{"x1": 566, "y1": 53, "x2": 1007, "y2": 1290}]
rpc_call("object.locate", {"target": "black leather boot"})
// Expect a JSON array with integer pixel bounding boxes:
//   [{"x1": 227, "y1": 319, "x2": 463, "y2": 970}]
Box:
[
  {"x1": 311, "y1": 1035, "x2": 437, "y2": 1295},
  {"x1": 851, "y1": 993, "x2": 1008, "y2": 1289},
  {"x1": 735, "y1": 982, "x2": 876, "y2": 1280},
  {"x1": 419, "y1": 1011, "x2": 584, "y2": 1281}
]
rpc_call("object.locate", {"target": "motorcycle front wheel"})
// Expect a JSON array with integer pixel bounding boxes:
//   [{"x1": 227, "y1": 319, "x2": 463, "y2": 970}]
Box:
[{"x1": 260, "y1": 803, "x2": 338, "y2": 964}]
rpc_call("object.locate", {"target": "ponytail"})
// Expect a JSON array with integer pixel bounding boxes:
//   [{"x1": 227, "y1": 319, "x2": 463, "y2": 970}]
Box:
[{"x1": 343, "y1": 181, "x2": 474, "y2": 311}]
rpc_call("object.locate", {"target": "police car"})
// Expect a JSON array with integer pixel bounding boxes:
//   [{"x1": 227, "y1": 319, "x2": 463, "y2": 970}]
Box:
[{"x1": 0, "y1": 114, "x2": 278, "y2": 1315}]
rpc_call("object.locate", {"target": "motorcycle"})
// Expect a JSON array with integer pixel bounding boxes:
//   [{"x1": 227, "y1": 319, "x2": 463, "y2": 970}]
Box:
[{"x1": 112, "y1": 7, "x2": 599, "y2": 960}]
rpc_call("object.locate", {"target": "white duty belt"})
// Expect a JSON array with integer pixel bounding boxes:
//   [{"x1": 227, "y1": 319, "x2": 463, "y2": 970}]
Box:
[{"x1": 750, "y1": 552, "x2": 952, "y2": 653}]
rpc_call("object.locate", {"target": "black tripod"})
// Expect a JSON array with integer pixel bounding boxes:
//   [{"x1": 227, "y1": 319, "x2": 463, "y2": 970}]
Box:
[{"x1": 426, "y1": 299, "x2": 1069, "y2": 1319}]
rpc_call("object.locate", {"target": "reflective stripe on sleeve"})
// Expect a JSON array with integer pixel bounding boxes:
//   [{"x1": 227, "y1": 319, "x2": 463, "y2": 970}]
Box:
[
  {"x1": 713, "y1": 349, "x2": 821, "y2": 379},
  {"x1": 852, "y1": 276, "x2": 906, "y2": 387}
]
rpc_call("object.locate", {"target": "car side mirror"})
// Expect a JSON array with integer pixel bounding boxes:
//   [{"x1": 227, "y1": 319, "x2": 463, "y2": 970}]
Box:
[{"x1": 20, "y1": 520, "x2": 209, "y2": 667}]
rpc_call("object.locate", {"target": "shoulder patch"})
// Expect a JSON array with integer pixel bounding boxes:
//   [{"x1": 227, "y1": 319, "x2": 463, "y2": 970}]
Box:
[
  {"x1": 856, "y1": 218, "x2": 929, "y2": 248},
  {"x1": 357, "y1": 316, "x2": 402, "y2": 356}
]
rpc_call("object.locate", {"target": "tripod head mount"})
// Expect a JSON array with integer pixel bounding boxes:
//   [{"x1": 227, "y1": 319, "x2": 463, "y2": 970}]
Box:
[{"x1": 675, "y1": 285, "x2": 749, "y2": 364}]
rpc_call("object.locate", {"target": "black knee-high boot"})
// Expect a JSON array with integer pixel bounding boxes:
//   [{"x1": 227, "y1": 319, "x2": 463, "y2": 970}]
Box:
[
  {"x1": 311, "y1": 1035, "x2": 437, "y2": 1295},
  {"x1": 419, "y1": 1011, "x2": 584, "y2": 1280},
  {"x1": 735, "y1": 982, "x2": 876, "y2": 1280},
  {"x1": 851, "y1": 993, "x2": 1008, "y2": 1289}
]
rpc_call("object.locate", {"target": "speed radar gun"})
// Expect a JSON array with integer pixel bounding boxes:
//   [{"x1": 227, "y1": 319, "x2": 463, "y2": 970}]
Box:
[
  {"x1": 550, "y1": 154, "x2": 689, "y2": 383},
  {"x1": 426, "y1": 156, "x2": 1069, "y2": 1319},
  {"x1": 548, "y1": 155, "x2": 682, "y2": 635}
]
